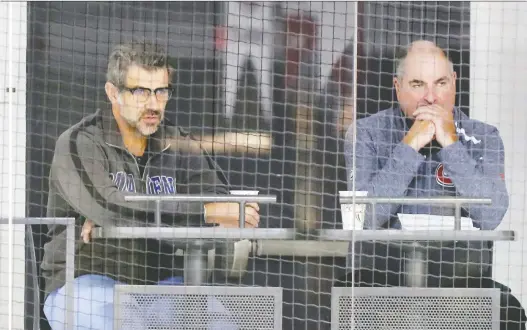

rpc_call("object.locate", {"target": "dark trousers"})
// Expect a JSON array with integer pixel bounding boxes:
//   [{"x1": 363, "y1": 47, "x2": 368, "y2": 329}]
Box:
[{"x1": 335, "y1": 244, "x2": 526, "y2": 330}]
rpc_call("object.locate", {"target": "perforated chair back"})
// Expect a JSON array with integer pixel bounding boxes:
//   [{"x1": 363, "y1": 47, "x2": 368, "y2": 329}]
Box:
[
  {"x1": 114, "y1": 285, "x2": 282, "y2": 330},
  {"x1": 332, "y1": 287, "x2": 500, "y2": 330}
]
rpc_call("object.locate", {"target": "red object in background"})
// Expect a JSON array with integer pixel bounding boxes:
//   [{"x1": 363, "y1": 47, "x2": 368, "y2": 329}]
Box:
[
  {"x1": 284, "y1": 14, "x2": 316, "y2": 86},
  {"x1": 331, "y1": 51, "x2": 354, "y2": 98},
  {"x1": 214, "y1": 25, "x2": 227, "y2": 50}
]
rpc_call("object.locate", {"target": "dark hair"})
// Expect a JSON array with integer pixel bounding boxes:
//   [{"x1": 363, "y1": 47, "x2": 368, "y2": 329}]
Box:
[{"x1": 106, "y1": 39, "x2": 173, "y2": 87}]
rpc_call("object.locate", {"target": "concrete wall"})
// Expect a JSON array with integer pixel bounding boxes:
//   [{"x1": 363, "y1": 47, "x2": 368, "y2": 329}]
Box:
[
  {"x1": 470, "y1": 1, "x2": 527, "y2": 307},
  {"x1": 0, "y1": 2, "x2": 27, "y2": 329}
]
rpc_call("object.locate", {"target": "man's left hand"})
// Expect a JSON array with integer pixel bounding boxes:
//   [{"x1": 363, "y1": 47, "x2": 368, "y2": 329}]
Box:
[
  {"x1": 204, "y1": 202, "x2": 260, "y2": 228},
  {"x1": 81, "y1": 218, "x2": 95, "y2": 243},
  {"x1": 413, "y1": 105, "x2": 458, "y2": 147}
]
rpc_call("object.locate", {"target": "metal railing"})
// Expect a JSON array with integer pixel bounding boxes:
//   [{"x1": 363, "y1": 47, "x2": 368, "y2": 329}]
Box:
[
  {"x1": 125, "y1": 194, "x2": 277, "y2": 227},
  {"x1": 339, "y1": 196, "x2": 492, "y2": 230},
  {"x1": 93, "y1": 226, "x2": 514, "y2": 242},
  {"x1": 124, "y1": 194, "x2": 278, "y2": 285},
  {"x1": 91, "y1": 195, "x2": 514, "y2": 288},
  {"x1": 338, "y1": 196, "x2": 496, "y2": 287},
  {"x1": 0, "y1": 217, "x2": 76, "y2": 330},
  {"x1": 0, "y1": 199, "x2": 510, "y2": 327}
]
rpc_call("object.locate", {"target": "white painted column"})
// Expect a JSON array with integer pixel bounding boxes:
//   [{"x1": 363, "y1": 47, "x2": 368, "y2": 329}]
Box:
[
  {"x1": 0, "y1": 2, "x2": 27, "y2": 329},
  {"x1": 470, "y1": 2, "x2": 527, "y2": 307}
]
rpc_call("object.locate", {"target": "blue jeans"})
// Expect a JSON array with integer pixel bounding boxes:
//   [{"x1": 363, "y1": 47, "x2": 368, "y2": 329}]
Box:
[{"x1": 44, "y1": 274, "x2": 239, "y2": 330}]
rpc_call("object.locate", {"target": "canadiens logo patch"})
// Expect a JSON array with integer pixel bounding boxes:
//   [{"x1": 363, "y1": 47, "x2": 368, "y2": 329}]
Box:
[{"x1": 436, "y1": 164, "x2": 454, "y2": 187}]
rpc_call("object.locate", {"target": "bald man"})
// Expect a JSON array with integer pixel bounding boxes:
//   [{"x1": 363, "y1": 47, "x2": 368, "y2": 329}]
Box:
[{"x1": 338, "y1": 41, "x2": 525, "y2": 329}]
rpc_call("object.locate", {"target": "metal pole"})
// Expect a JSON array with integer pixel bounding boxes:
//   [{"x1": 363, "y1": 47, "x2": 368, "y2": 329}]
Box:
[
  {"x1": 0, "y1": 218, "x2": 75, "y2": 225},
  {"x1": 125, "y1": 194, "x2": 277, "y2": 203},
  {"x1": 65, "y1": 220, "x2": 76, "y2": 329},
  {"x1": 6, "y1": 3, "x2": 14, "y2": 328},
  {"x1": 454, "y1": 203, "x2": 462, "y2": 231},
  {"x1": 155, "y1": 200, "x2": 161, "y2": 226},
  {"x1": 184, "y1": 240, "x2": 207, "y2": 286},
  {"x1": 0, "y1": 218, "x2": 76, "y2": 330},
  {"x1": 405, "y1": 242, "x2": 427, "y2": 287},
  {"x1": 239, "y1": 202, "x2": 246, "y2": 228},
  {"x1": 371, "y1": 201, "x2": 376, "y2": 230},
  {"x1": 91, "y1": 227, "x2": 516, "y2": 242},
  {"x1": 339, "y1": 196, "x2": 491, "y2": 206}
]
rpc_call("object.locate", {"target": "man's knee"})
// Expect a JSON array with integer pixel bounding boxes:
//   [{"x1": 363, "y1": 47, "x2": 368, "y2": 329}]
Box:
[{"x1": 44, "y1": 275, "x2": 118, "y2": 330}]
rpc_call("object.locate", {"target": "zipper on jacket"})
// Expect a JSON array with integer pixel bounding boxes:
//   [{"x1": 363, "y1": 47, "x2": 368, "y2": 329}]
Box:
[
  {"x1": 105, "y1": 142, "x2": 141, "y2": 174},
  {"x1": 106, "y1": 142, "x2": 172, "y2": 187},
  {"x1": 141, "y1": 144, "x2": 171, "y2": 181}
]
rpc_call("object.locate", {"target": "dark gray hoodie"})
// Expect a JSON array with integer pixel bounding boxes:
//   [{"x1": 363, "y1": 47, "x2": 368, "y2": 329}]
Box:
[{"x1": 41, "y1": 109, "x2": 229, "y2": 298}]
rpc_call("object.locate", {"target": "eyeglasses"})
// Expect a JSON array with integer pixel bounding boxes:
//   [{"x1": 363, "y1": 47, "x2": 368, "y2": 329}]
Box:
[{"x1": 121, "y1": 86, "x2": 174, "y2": 103}]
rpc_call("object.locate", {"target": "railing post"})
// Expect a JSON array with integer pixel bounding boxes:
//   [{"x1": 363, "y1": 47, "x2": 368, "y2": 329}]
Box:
[
  {"x1": 454, "y1": 201, "x2": 462, "y2": 231},
  {"x1": 184, "y1": 240, "x2": 208, "y2": 286},
  {"x1": 65, "y1": 219, "x2": 75, "y2": 329},
  {"x1": 0, "y1": 218, "x2": 76, "y2": 330},
  {"x1": 371, "y1": 201, "x2": 376, "y2": 230},
  {"x1": 405, "y1": 242, "x2": 427, "y2": 287},
  {"x1": 155, "y1": 200, "x2": 161, "y2": 226},
  {"x1": 239, "y1": 201, "x2": 246, "y2": 228}
]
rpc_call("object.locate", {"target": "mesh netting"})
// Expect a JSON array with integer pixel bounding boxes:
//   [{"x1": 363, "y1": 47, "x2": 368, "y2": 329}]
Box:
[{"x1": 0, "y1": 1, "x2": 526, "y2": 330}]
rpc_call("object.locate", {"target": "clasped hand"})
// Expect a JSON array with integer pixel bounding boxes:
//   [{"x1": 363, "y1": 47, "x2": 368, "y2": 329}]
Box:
[{"x1": 403, "y1": 105, "x2": 458, "y2": 151}]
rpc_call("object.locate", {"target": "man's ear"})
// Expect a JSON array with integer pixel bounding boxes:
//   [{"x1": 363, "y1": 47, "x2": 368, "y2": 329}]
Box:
[
  {"x1": 393, "y1": 77, "x2": 401, "y2": 97},
  {"x1": 105, "y1": 82, "x2": 119, "y2": 105},
  {"x1": 451, "y1": 71, "x2": 457, "y2": 89}
]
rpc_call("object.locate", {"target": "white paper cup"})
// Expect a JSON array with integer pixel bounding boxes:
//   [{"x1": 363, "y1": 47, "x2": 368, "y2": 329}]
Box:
[{"x1": 339, "y1": 191, "x2": 368, "y2": 230}]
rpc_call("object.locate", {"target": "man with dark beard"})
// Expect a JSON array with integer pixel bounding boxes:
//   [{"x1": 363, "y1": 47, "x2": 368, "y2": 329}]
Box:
[{"x1": 40, "y1": 40, "x2": 257, "y2": 330}]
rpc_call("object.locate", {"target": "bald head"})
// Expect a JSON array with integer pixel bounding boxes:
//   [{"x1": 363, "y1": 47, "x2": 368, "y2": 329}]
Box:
[
  {"x1": 393, "y1": 40, "x2": 457, "y2": 118},
  {"x1": 408, "y1": 40, "x2": 443, "y2": 53},
  {"x1": 396, "y1": 40, "x2": 453, "y2": 80}
]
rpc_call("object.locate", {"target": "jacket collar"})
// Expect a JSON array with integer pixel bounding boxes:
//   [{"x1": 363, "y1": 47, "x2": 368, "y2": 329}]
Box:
[{"x1": 98, "y1": 108, "x2": 171, "y2": 154}]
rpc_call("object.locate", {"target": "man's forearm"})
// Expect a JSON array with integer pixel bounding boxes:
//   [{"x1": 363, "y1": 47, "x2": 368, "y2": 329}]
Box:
[
  {"x1": 439, "y1": 142, "x2": 508, "y2": 230},
  {"x1": 354, "y1": 142, "x2": 424, "y2": 228},
  {"x1": 204, "y1": 203, "x2": 235, "y2": 222}
]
